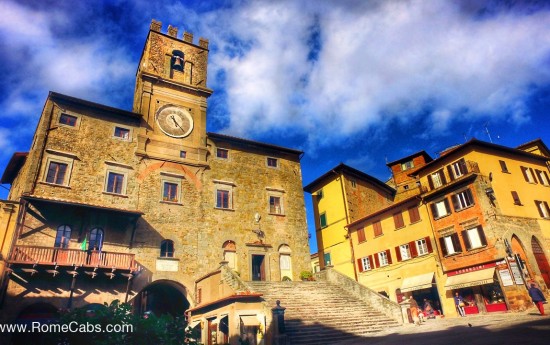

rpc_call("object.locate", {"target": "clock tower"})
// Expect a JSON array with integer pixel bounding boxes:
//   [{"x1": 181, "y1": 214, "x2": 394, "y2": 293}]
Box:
[{"x1": 133, "y1": 20, "x2": 213, "y2": 165}]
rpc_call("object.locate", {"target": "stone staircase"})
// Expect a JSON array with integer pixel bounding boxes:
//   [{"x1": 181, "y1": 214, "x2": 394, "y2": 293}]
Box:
[{"x1": 247, "y1": 281, "x2": 401, "y2": 345}]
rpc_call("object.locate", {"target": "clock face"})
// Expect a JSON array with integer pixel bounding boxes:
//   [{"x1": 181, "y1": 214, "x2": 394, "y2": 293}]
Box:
[{"x1": 155, "y1": 106, "x2": 194, "y2": 138}]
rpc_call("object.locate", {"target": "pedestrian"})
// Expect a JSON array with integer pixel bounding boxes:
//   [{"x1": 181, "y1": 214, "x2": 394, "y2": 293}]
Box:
[
  {"x1": 528, "y1": 283, "x2": 547, "y2": 316},
  {"x1": 454, "y1": 292, "x2": 466, "y2": 317},
  {"x1": 409, "y1": 297, "x2": 424, "y2": 325}
]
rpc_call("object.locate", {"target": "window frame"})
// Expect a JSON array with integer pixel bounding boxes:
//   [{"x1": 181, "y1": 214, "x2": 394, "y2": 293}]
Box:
[
  {"x1": 521, "y1": 166, "x2": 536, "y2": 183},
  {"x1": 499, "y1": 160, "x2": 509, "y2": 173},
  {"x1": 88, "y1": 227, "x2": 104, "y2": 251},
  {"x1": 511, "y1": 191, "x2": 522, "y2": 205},
  {"x1": 213, "y1": 180, "x2": 235, "y2": 210},
  {"x1": 266, "y1": 157, "x2": 278, "y2": 168},
  {"x1": 319, "y1": 212, "x2": 327, "y2": 228},
  {"x1": 535, "y1": 200, "x2": 550, "y2": 218},
  {"x1": 216, "y1": 148, "x2": 229, "y2": 159},
  {"x1": 462, "y1": 226, "x2": 487, "y2": 250},
  {"x1": 452, "y1": 188, "x2": 475, "y2": 211},
  {"x1": 160, "y1": 239, "x2": 175, "y2": 258},
  {"x1": 42, "y1": 151, "x2": 76, "y2": 187},
  {"x1": 393, "y1": 212, "x2": 405, "y2": 229},
  {"x1": 105, "y1": 171, "x2": 126, "y2": 195},
  {"x1": 416, "y1": 238, "x2": 429, "y2": 256},
  {"x1": 401, "y1": 160, "x2": 414, "y2": 171},
  {"x1": 54, "y1": 225, "x2": 72, "y2": 249},
  {"x1": 399, "y1": 243, "x2": 411, "y2": 261},
  {"x1": 431, "y1": 198, "x2": 451, "y2": 219},
  {"x1": 449, "y1": 159, "x2": 467, "y2": 180},
  {"x1": 45, "y1": 161, "x2": 68, "y2": 185},
  {"x1": 113, "y1": 126, "x2": 131, "y2": 141},
  {"x1": 269, "y1": 195, "x2": 283, "y2": 215},
  {"x1": 359, "y1": 256, "x2": 372, "y2": 271},
  {"x1": 58, "y1": 113, "x2": 79, "y2": 128},
  {"x1": 440, "y1": 233, "x2": 462, "y2": 256},
  {"x1": 535, "y1": 169, "x2": 550, "y2": 186},
  {"x1": 377, "y1": 251, "x2": 390, "y2": 267}
]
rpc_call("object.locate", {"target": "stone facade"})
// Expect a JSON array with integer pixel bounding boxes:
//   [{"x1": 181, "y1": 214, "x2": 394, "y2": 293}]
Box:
[{"x1": 0, "y1": 20, "x2": 310, "y2": 329}]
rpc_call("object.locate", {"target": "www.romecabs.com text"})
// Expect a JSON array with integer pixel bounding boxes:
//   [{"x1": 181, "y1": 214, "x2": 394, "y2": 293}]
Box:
[{"x1": 0, "y1": 321, "x2": 133, "y2": 333}]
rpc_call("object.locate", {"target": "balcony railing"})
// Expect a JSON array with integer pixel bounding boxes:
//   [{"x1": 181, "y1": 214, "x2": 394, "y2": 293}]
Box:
[{"x1": 9, "y1": 245, "x2": 137, "y2": 271}]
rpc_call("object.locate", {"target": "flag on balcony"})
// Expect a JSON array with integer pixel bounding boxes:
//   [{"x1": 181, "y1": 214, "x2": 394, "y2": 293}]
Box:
[{"x1": 80, "y1": 235, "x2": 87, "y2": 251}]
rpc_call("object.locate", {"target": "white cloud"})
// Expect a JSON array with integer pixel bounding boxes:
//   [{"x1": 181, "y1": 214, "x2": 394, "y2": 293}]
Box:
[{"x1": 199, "y1": 0, "x2": 550, "y2": 150}]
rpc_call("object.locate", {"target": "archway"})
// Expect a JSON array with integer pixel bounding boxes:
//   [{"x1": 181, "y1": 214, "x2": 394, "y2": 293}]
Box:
[
  {"x1": 12, "y1": 303, "x2": 59, "y2": 345},
  {"x1": 511, "y1": 235, "x2": 534, "y2": 282},
  {"x1": 531, "y1": 236, "x2": 550, "y2": 288},
  {"x1": 134, "y1": 280, "x2": 190, "y2": 317}
]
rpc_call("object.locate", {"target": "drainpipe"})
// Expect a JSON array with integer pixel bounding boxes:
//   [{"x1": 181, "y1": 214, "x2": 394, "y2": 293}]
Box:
[{"x1": 334, "y1": 170, "x2": 358, "y2": 281}]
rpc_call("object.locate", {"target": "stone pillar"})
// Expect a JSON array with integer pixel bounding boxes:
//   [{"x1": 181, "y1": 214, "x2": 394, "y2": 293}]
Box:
[
  {"x1": 271, "y1": 300, "x2": 287, "y2": 345},
  {"x1": 399, "y1": 299, "x2": 413, "y2": 323}
]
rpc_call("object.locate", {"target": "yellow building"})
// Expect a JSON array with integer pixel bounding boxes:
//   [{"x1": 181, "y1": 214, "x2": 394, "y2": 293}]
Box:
[
  {"x1": 0, "y1": 198, "x2": 18, "y2": 302},
  {"x1": 303, "y1": 163, "x2": 394, "y2": 279}
]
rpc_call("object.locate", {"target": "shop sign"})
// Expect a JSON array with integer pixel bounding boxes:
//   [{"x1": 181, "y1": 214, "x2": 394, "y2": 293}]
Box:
[
  {"x1": 498, "y1": 269, "x2": 514, "y2": 286},
  {"x1": 509, "y1": 261, "x2": 524, "y2": 285},
  {"x1": 447, "y1": 262, "x2": 496, "y2": 276},
  {"x1": 156, "y1": 258, "x2": 179, "y2": 272}
]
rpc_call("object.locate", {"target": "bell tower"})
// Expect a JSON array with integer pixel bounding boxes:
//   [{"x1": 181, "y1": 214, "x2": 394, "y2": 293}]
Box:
[{"x1": 133, "y1": 20, "x2": 213, "y2": 165}]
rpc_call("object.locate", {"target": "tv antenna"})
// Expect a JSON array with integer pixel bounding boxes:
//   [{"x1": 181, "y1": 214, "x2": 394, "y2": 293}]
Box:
[{"x1": 484, "y1": 122, "x2": 493, "y2": 143}]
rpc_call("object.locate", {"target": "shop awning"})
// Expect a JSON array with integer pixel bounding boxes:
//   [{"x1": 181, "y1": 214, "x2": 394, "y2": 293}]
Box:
[
  {"x1": 240, "y1": 315, "x2": 258, "y2": 326},
  {"x1": 400, "y1": 272, "x2": 435, "y2": 293},
  {"x1": 444, "y1": 268, "x2": 495, "y2": 290},
  {"x1": 186, "y1": 320, "x2": 201, "y2": 329}
]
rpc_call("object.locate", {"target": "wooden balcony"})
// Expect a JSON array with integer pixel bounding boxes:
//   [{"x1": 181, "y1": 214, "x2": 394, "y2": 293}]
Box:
[{"x1": 9, "y1": 245, "x2": 137, "y2": 272}]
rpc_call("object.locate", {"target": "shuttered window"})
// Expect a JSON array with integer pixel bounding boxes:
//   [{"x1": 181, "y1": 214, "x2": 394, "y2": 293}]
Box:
[
  {"x1": 357, "y1": 227, "x2": 366, "y2": 243},
  {"x1": 535, "y1": 200, "x2": 550, "y2": 218},
  {"x1": 408, "y1": 206, "x2": 420, "y2": 223},
  {"x1": 439, "y1": 233, "x2": 462, "y2": 256},
  {"x1": 511, "y1": 191, "x2": 522, "y2": 205},
  {"x1": 430, "y1": 198, "x2": 451, "y2": 219},
  {"x1": 373, "y1": 221, "x2": 383, "y2": 237},
  {"x1": 393, "y1": 212, "x2": 404, "y2": 229},
  {"x1": 521, "y1": 166, "x2": 536, "y2": 183},
  {"x1": 452, "y1": 188, "x2": 474, "y2": 211},
  {"x1": 462, "y1": 226, "x2": 487, "y2": 250}
]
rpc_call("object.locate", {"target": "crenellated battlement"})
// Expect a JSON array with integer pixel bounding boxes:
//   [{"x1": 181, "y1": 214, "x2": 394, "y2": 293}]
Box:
[{"x1": 150, "y1": 19, "x2": 209, "y2": 49}]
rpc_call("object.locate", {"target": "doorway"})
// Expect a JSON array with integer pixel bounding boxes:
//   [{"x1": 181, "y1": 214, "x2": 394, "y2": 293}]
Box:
[
  {"x1": 532, "y1": 236, "x2": 550, "y2": 288},
  {"x1": 252, "y1": 255, "x2": 266, "y2": 281}
]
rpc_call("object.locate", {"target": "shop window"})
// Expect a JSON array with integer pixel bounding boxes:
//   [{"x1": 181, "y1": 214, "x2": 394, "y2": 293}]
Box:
[
  {"x1": 499, "y1": 160, "x2": 509, "y2": 173},
  {"x1": 439, "y1": 233, "x2": 462, "y2": 256},
  {"x1": 373, "y1": 220, "x2": 383, "y2": 237},
  {"x1": 520, "y1": 166, "x2": 536, "y2": 183},
  {"x1": 357, "y1": 256, "x2": 372, "y2": 272},
  {"x1": 452, "y1": 188, "x2": 474, "y2": 211},
  {"x1": 511, "y1": 191, "x2": 522, "y2": 205},
  {"x1": 357, "y1": 227, "x2": 366, "y2": 243},
  {"x1": 160, "y1": 240, "x2": 174, "y2": 258},
  {"x1": 393, "y1": 212, "x2": 404, "y2": 229},
  {"x1": 54, "y1": 225, "x2": 71, "y2": 248},
  {"x1": 430, "y1": 198, "x2": 451, "y2": 219},
  {"x1": 59, "y1": 113, "x2": 77, "y2": 127},
  {"x1": 535, "y1": 169, "x2": 550, "y2": 186},
  {"x1": 88, "y1": 228, "x2": 104, "y2": 251},
  {"x1": 408, "y1": 206, "x2": 421, "y2": 223},
  {"x1": 535, "y1": 200, "x2": 550, "y2": 218},
  {"x1": 462, "y1": 226, "x2": 487, "y2": 250}
]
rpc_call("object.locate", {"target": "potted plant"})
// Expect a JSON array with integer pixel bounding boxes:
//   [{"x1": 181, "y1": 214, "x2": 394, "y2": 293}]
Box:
[{"x1": 300, "y1": 270, "x2": 313, "y2": 281}]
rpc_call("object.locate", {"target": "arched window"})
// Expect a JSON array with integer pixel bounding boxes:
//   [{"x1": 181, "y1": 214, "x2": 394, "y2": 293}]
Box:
[
  {"x1": 160, "y1": 240, "x2": 174, "y2": 258},
  {"x1": 279, "y1": 244, "x2": 292, "y2": 273},
  {"x1": 89, "y1": 228, "x2": 104, "y2": 251},
  {"x1": 222, "y1": 240, "x2": 237, "y2": 269},
  {"x1": 54, "y1": 225, "x2": 71, "y2": 248}
]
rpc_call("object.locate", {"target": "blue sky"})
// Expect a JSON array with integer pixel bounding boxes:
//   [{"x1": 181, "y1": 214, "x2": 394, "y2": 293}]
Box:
[{"x1": 1, "y1": 0, "x2": 550, "y2": 254}]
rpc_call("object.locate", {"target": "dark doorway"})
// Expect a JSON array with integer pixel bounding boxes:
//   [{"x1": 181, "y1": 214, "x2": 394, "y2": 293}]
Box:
[
  {"x1": 134, "y1": 280, "x2": 190, "y2": 317},
  {"x1": 252, "y1": 255, "x2": 266, "y2": 281}
]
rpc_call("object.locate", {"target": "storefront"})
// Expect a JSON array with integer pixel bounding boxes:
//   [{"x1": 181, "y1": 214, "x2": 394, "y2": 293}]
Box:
[
  {"x1": 444, "y1": 262, "x2": 508, "y2": 315},
  {"x1": 400, "y1": 272, "x2": 443, "y2": 316}
]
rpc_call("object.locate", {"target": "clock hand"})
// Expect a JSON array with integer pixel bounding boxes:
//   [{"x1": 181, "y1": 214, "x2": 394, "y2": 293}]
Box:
[{"x1": 171, "y1": 115, "x2": 186, "y2": 132}]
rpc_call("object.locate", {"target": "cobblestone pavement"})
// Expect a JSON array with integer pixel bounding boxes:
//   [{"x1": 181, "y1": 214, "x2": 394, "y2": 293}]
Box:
[{"x1": 340, "y1": 305, "x2": 550, "y2": 345}]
